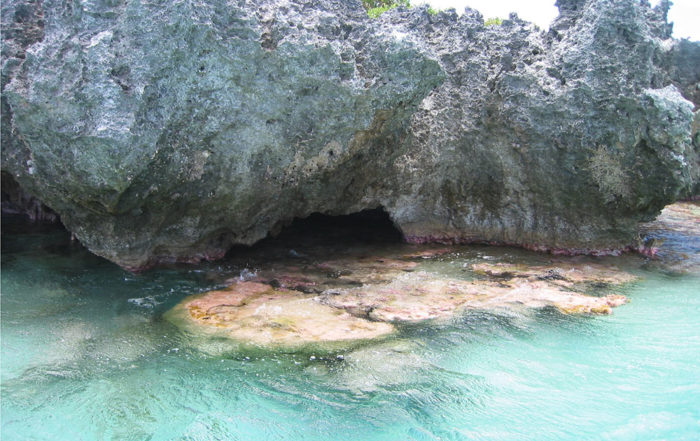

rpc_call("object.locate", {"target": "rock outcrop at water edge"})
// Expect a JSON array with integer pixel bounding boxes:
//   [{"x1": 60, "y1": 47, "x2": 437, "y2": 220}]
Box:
[{"x1": 1, "y1": 0, "x2": 698, "y2": 269}]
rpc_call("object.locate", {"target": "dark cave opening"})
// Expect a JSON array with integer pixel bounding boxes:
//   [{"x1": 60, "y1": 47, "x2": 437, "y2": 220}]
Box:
[
  {"x1": 271, "y1": 207, "x2": 403, "y2": 244},
  {"x1": 1, "y1": 171, "x2": 60, "y2": 224},
  {"x1": 227, "y1": 207, "x2": 404, "y2": 262}
]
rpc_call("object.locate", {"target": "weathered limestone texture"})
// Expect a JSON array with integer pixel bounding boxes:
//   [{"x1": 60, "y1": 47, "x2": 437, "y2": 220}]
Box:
[{"x1": 2, "y1": 0, "x2": 698, "y2": 269}]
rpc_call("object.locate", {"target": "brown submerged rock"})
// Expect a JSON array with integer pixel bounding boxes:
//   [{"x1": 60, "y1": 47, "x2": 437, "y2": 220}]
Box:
[
  {"x1": 471, "y1": 262, "x2": 638, "y2": 288},
  {"x1": 164, "y1": 237, "x2": 646, "y2": 348},
  {"x1": 315, "y1": 257, "x2": 419, "y2": 285},
  {"x1": 319, "y1": 271, "x2": 629, "y2": 322},
  {"x1": 400, "y1": 247, "x2": 455, "y2": 259},
  {"x1": 165, "y1": 282, "x2": 395, "y2": 348},
  {"x1": 230, "y1": 256, "x2": 420, "y2": 294},
  {"x1": 166, "y1": 257, "x2": 634, "y2": 349}
]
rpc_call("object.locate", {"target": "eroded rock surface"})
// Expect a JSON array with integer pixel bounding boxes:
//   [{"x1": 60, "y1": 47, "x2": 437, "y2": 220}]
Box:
[{"x1": 2, "y1": 0, "x2": 698, "y2": 269}]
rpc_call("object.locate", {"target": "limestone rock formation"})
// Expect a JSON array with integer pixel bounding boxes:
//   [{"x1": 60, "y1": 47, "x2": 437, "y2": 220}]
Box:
[{"x1": 2, "y1": 0, "x2": 698, "y2": 269}]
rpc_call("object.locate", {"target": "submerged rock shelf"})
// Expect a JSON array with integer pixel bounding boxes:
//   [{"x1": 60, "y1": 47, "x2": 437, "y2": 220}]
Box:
[
  {"x1": 166, "y1": 281, "x2": 396, "y2": 348},
  {"x1": 167, "y1": 244, "x2": 637, "y2": 349}
]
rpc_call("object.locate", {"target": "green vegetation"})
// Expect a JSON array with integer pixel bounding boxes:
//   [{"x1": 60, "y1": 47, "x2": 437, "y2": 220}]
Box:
[
  {"x1": 362, "y1": 0, "x2": 409, "y2": 9},
  {"x1": 485, "y1": 17, "x2": 503, "y2": 26},
  {"x1": 362, "y1": 0, "x2": 411, "y2": 18},
  {"x1": 361, "y1": 1, "x2": 439, "y2": 18}
]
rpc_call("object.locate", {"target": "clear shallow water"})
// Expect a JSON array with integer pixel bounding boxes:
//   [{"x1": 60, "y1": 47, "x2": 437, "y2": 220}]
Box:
[{"x1": 2, "y1": 217, "x2": 699, "y2": 441}]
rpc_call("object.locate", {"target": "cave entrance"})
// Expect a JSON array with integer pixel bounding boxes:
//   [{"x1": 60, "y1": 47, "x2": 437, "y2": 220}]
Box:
[
  {"x1": 273, "y1": 207, "x2": 403, "y2": 245},
  {"x1": 1, "y1": 172, "x2": 60, "y2": 224},
  {"x1": 228, "y1": 207, "x2": 404, "y2": 262}
]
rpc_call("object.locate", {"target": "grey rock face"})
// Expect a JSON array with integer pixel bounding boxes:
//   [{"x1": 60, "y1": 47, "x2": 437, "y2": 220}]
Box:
[{"x1": 1, "y1": 0, "x2": 698, "y2": 269}]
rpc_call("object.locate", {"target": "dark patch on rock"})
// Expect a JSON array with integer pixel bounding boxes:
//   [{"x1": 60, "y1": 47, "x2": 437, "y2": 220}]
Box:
[{"x1": 1, "y1": 172, "x2": 58, "y2": 223}]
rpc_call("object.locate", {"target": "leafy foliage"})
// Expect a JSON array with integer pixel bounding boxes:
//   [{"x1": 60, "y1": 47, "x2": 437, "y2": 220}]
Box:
[
  {"x1": 362, "y1": 0, "x2": 406, "y2": 8},
  {"x1": 362, "y1": 0, "x2": 411, "y2": 18},
  {"x1": 485, "y1": 17, "x2": 503, "y2": 26}
]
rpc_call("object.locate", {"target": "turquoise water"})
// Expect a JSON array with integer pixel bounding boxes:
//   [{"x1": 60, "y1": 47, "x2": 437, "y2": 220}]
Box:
[{"x1": 2, "y1": 218, "x2": 699, "y2": 441}]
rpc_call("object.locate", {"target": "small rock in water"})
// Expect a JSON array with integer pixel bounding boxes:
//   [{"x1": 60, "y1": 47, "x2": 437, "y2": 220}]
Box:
[{"x1": 239, "y1": 268, "x2": 257, "y2": 281}]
